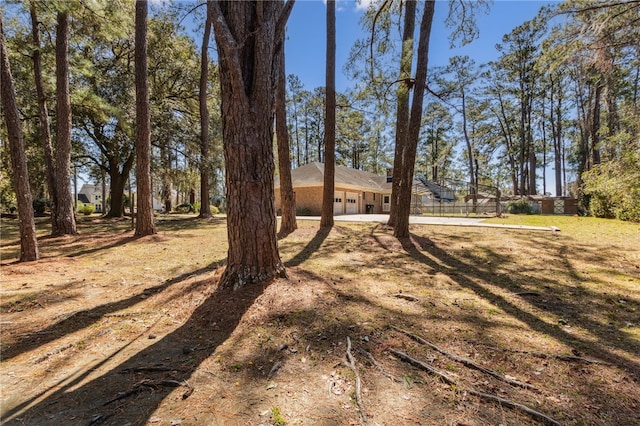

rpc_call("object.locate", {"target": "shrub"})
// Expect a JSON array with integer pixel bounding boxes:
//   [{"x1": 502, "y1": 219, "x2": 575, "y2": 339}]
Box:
[
  {"x1": 506, "y1": 198, "x2": 533, "y2": 214},
  {"x1": 78, "y1": 204, "x2": 95, "y2": 215},
  {"x1": 175, "y1": 203, "x2": 194, "y2": 213},
  {"x1": 32, "y1": 198, "x2": 49, "y2": 215},
  {"x1": 211, "y1": 205, "x2": 220, "y2": 214},
  {"x1": 296, "y1": 207, "x2": 312, "y2": 216}
]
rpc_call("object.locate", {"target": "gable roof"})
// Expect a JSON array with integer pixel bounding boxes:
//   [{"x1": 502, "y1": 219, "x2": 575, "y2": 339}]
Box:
[{"x1": 275, "y1": 162, "x2": 390, "y2": 192}]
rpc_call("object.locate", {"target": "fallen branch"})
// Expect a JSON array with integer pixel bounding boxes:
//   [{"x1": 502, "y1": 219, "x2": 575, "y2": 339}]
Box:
[
  {"x1": 345, "y1": 337, "x2": 368, "y2": 425},
  {"x1": 392, "y1": 293, "x2": 420, "y2": 302},
  {"x1": 357, "y1": 348, "x2": 400, "y2": 382},
  {"x1": 391, "y1": 326, "x2": 538, "y2": 391},
  {"x1": 102, "y1": 379, "x2": 193, "y2": 406},
  {"x1": 467, "y1": 341, "x2": 607, "y2": 365},
  {"x1": 390, "y1": 349, "x2": 560, "y2": 426},
  {"x1": 389, "y1": 349, "x2": 457, "y2": 386},
  {"x1": 118, "y1": 365, "x2": 186, "y2": 374}
]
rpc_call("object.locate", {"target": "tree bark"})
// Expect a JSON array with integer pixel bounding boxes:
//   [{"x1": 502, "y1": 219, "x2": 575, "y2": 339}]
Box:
[
  {"x1": 134, "y1": 0, "x2": 156, "y2": 236},
  {"x1": 275, "y1": 23, "x2": 297, "y2": 235},
  {"x1": 199, "y1": 1, "x2": 213, "y2": 218},
  {"x1": 320, "y1": 0, "x2": 336, "y2": 228},
  {"x1": 388, "y1": 0, "x2": 416, "y2": 228},
  {"x1": 210, "y1": 0, "x2": 294, "y2": 289},
  {"x1": 30, "y1": 2, "x2": 58, "y2": 233},
  {"x1": 1, "y1": 20, "x2": 40, "y2": 261},
  {"x1": 53, "y1": 11, "x2": 77, "y2": 235},
  {"x1": 394, "y1": 0, "x2": 435, "y2": 238}
]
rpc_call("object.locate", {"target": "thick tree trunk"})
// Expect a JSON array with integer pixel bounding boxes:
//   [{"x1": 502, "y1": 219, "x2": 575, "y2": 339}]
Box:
[
  {"x1": 1, "y1": 20, "x2": 40, "y2": 262},
  {"x1": 210, "y1": 0, "x2": 294, "y2": 289},
  {"x1": 134, "y1": 0, "x2": 156, "y2": 236},
  {"x1": 275, "y1": 28, "x2": 297, "y2": 235},
  {"x1": 388, "y1": 0, "x2": 416, "y2": 228},
  {"x1": 106, "y1": 156, "x2": 134, "y2": 218},
  {"x1": 394, "y1": 0, "x2": 434, "y2": 238},
  {"x1": 199, "y1": 1, "x2": 213, "y2": 219},
  {"x1": 53, "y1": 11, "x2": 77, "y2": 235},
  {"x1": 30, "y1": 3, "x2": 58, "y2": 233},
  {"x1": 320, "y1": 0, "x2": 336, "y2": 228}
]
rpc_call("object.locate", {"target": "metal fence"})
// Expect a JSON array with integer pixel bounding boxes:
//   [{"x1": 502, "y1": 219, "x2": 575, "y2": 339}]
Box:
[{"x1": 411, "y1": 177, "x2": 500, "y2": 217}]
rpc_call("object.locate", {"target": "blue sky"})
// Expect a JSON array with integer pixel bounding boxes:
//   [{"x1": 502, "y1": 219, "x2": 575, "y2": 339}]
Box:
[{"x1": 285, "y1": 0, "x2": 556, "y2": 92}]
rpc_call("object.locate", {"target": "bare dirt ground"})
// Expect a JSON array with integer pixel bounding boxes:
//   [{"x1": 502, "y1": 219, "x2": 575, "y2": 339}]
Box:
[{"x1": 1, "y1": 215, "x2": 639, "y2": 426}]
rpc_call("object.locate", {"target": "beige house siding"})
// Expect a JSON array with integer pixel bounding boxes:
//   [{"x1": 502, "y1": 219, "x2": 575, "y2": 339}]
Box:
[{"x1": 276, "y1": 186, "x2": 386, "y2": 216}]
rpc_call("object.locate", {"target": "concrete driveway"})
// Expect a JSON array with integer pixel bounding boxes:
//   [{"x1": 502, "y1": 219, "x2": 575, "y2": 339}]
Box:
[{"x1": 296, "y1": 214, "x2": 558, "y2": 231}]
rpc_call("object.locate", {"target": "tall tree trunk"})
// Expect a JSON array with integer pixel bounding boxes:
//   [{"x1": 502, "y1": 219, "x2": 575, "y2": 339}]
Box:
[
  {"x1": 134, "y1": 0, "x2": 156, "y2": 236},
  {"x1": 199, "y1": 1, "x2": 213, "y2": 218},
  {"x1": 210, "y1": 0, "x2": 294, "y2": 289},
  {"x1": 394, "y1": 0, "x2": 435, "y2": 238},
  {"x1": 30, "y1": 2, "x2": 58, "y2": 233},
  {"x1": 275, "y1": 24, "x2": 297, "y2": 235},
  {"x1": 107, "y1": 156, "x2": 134, "y2": 217},
  {"x1": 591, "y1": 79, "x2": 602, "y2": 166},
  {"x1": 1, "y1": 19, "x2": 39, "y2": 261},
  {"x1": 461, "y1": 91, "x2": 477, "y2": 212},
  {"x1": 320, "y1": 0, "x2": 336, "y2": 228},
  {"x1": 388, "y1": 0, "x2": 416, "y2": 228},
  {"x1": 53, "y1": 11, "x2": 77, "y2": 235}
]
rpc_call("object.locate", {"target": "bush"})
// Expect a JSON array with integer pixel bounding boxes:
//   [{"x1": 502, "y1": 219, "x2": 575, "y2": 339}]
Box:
[
  {"x1": 583, "y1": 154, "x2": 640, "y2": 223},
  {"x1": 175, "y1": 203, "x2": 194, "y2": 213},
  {"x1": 296, "y1": 207, "x2": 312, "y2": 216},
  {"x1": 506, "y1": 198, "x2": 533, "y2": 214},
  {"x1": 32, "y1": 198, "x2": 49, "y2": 215},
  {"x1": 78, "y1": 204, "x2": 95, "y2": 215}
]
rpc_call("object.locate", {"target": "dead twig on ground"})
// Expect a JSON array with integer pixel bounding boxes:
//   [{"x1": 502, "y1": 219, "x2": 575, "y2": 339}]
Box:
[
  {"x1": 357, "y1": 348, "x2": 400, "y2": 382},
  {"x1": 102, "y1": 379, "x2": 193, "y2": 406},
  {"x1": 390, "y1": 349, "x2": 560, "y2": 426},
  {"x1": 391, "y1": 326, "x2": 538, "y2": 391},
  {"x1": 392, "y1": 293, "x2": 420, "y2": 302},
  {"x1": 467, "y1": 340, "x2": 608, "y2": 365},
  {"x1": 344, "y1": 337, "x2": 368, "y2": 425}
]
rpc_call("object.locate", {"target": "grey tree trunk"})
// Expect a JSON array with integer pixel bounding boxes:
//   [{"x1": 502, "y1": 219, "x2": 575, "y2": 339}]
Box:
[
  {"x1": 320, "y1": 0, "x2": 336, "y2": 228},
  {"x1": 53, "y1": 11, "x2": 77, "y2": 235},
  {"x1": 1, "y1": 20, "x2": 40, "y2": 261},
  {"x1": 388, "y1": 0, "x2": 416, "y2": 228},
  {"x1": 394, "y1": 0, "x2": 435, "y2": 238},
  {"x1": 134, "y1": 0, "x2": 156, "y2": 236}
]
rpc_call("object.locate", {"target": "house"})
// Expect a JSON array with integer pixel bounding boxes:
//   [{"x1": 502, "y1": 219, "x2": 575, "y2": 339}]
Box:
[
  {"x1": 274, "y1": 162, "x2": 451, "y2": 215},
  {"x1": 77, "y1": 184, "x2": 104, "y2": 213},
  {"x1": 77, "y1": 183, "x2": 164, "y2": 214}
]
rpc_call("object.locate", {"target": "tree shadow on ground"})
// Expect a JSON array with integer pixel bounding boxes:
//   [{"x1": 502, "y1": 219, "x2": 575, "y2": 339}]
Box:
[
  {"x1": 3, "y1": 273, "x2": 270, "y2": 425},
  {"x1": 400, "y1": 233, "x2": 640, "y2": 377},
  {"x1": 285, "y1": 227, "x2": 331, "y2": 267},
  {"x1": 0, "y1": 262, "x2": 222, "y2": 362}
]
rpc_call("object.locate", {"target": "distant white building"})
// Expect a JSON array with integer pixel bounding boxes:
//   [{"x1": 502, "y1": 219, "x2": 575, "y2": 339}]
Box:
[
  {"x1": 77, "y1": 184, "x2": 104, "y2": 213},
  {"x1": 77, "y1": 183, "x2": 163, "y2": 214}
]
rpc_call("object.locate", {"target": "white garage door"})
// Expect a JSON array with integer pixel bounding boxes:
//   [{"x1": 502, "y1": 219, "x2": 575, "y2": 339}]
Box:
[
  {"x1": 333, "y1": 192, "x2": 343, "y2": 215},
  {"x1": 346, "y1": 192, "x2": 358, "y2": 214}
]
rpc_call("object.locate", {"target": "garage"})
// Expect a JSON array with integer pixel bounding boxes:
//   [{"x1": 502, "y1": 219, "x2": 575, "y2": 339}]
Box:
[
  {"x1": 345, "y1": 192, "x2": 358, "y2": 214},
  {"x1": 333, "y1": 192, "x2": 343, "y2": 214}
]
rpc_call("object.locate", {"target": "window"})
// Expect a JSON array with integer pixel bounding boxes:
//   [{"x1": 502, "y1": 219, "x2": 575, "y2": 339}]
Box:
[
  {"x1": 334, "y1": 198, "x2": 342, "y2": 203},
  {"x1": 373, "y1": 193, "x2": 376, "y2": 201},
  {"x1": 362, "y1": 192, "x2": 366, "y2": 200},
  {"x1": 95, "y1": 195, "x2": 101, "y2": 201}
]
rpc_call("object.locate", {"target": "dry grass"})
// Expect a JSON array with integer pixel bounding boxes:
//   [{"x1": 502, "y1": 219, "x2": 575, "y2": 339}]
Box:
[{"x1": 1, "y1": 213, "x2": 639, "y2": 425}]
